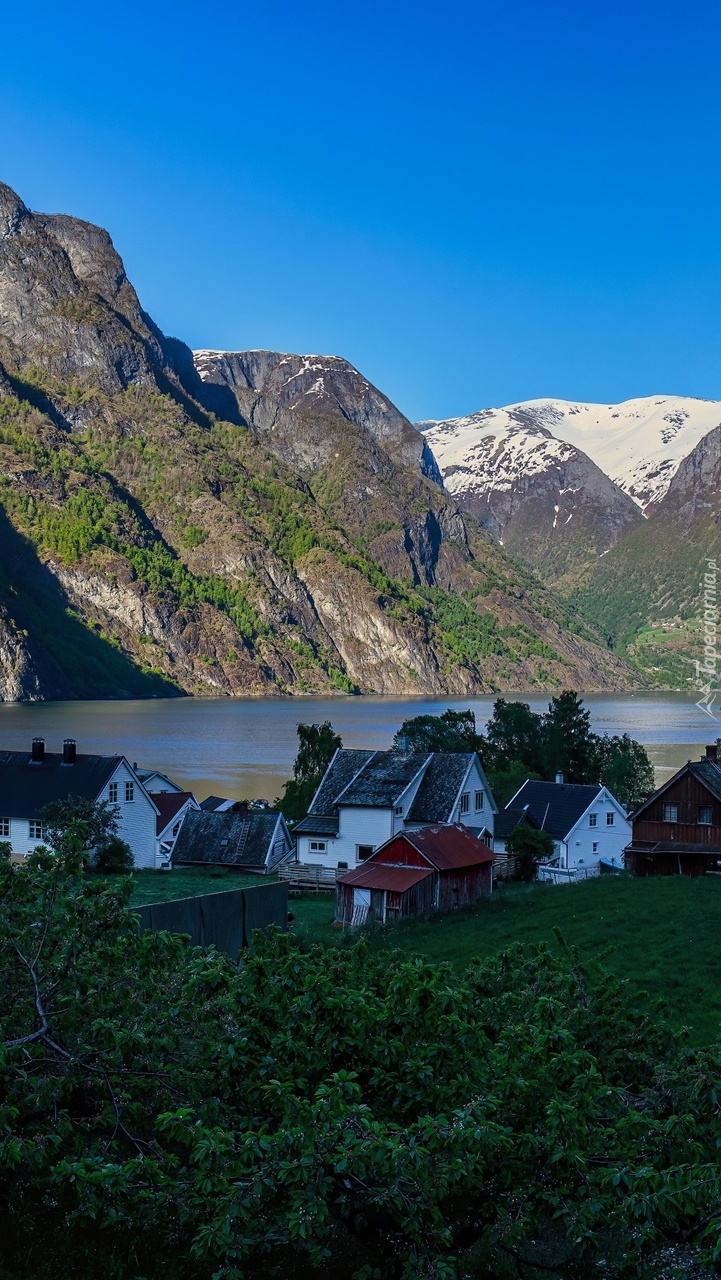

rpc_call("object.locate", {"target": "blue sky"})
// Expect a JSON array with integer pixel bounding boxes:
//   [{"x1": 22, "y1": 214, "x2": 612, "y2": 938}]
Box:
[{"x1": 2, "y1": 0, "x2": 720, "y2": 420}]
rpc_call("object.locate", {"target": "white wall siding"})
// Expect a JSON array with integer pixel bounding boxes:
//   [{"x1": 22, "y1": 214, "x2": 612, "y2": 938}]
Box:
[
  {"x1": 4, "y1": 816, "x2": 50, "y2": 860},
  {"x1": 103, "y1": 761, "x2": 159, "y2": 870},
  {"x1": 562, "y1": 790, "x2": 630, "y2": 871},
  {"x1": 454, "y1": 759, "x2": 495, "y2": 836},
  {"x1": 296, "y1": 807, "x2": 394, "y2": 869}
]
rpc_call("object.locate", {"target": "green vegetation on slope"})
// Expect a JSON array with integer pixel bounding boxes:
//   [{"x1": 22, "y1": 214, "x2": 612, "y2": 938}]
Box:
[{"x1": 291, "y1": 874, "x2": 721, "y2": 1046}]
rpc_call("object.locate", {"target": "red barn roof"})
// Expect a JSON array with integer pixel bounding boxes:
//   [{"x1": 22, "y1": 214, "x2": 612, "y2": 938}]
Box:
[
  {"x1": 389, "y1": 824, "x2": 494, "y2": 870},
  {"x1": 336, "y1": 863, "x2": 433, "y2": 891},
  {"x1": 151, "y1": 790, "x2": 194, "y2": 835}
]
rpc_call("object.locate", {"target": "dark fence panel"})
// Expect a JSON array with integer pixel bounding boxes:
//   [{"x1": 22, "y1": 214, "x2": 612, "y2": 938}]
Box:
[{"x1": 133, "y1": 884, "x2": 288, "y2": 957}]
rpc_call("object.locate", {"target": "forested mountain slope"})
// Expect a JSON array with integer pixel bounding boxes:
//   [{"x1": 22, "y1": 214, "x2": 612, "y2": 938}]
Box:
[{"x1": 0, "y1": 181, "x2": 632, "y2": 700}]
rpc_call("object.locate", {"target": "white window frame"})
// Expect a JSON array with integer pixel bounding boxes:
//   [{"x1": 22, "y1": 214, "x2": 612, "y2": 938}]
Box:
[
  {"x1": 29, "y1": 820, "x2": 45, "y2": 841},
  {"x1": 109, "y1": 782, "x2": 118, "y2": 803},
  {"x1": 357, "y1": 844, "x2": 374, "y2": 861},
  {"x1": 592, "y1": 841, "x2": 599, "y2": 853},
  {"x1": 474, "y1": 790, "x2": 484, "y2": 811},
  {"x1": 309, "y1": 840, "x2": 327, "y2": 853},
  {"x1": 460, "y1": 792, "x2": 470, "y2": 815},
  {"x1": 606, "y1": 812, "x2": 614, "y2": 826},
  {"x1": 663, "y1": 803, "x2": 678, "y2": 823},
  {"x1": 0, "y1": 817, "x2": 9, "y2": 837},
  {"x1": 589, "y1": 812, "x2": 597, "y2": 827},
  {"x1": 125, "y1": 781, "x2": 134, "y2": 803}
]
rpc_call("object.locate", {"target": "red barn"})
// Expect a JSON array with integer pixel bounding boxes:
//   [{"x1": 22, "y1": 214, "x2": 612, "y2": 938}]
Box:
[{"x1": 334, "y1": 823, "x2": 493, "y2": 925}]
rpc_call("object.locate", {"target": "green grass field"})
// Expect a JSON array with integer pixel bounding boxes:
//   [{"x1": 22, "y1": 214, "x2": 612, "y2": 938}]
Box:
[
  {"x1": 125, "y1": 867, "x2": 273, "y2": 906},
  {"x1": 116, "y1": 868, "x2": 721, "y2": 1046},
  {"x1": 289, "y1": 876, "x2": 721, "y2": 1047}
]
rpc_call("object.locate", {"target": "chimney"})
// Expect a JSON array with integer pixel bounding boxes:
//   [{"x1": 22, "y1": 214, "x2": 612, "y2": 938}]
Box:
[
  {"x1": 31, "y1": 737, "x2": 45, "y2": 763},
  {"x1": 62, "y1": 739, "x2": 77, "y2": 765},
  {"x1": 706, "y1": 744, "x2": 718, "y2": 763},
  {"x1": 555, "y1": 771, "x2": 564, "y2": 785}
]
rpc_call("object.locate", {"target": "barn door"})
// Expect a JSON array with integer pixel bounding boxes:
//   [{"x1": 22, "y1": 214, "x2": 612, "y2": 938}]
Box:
[{"x1": 352, "y1": 887, "x2": 371, "y2": 926}]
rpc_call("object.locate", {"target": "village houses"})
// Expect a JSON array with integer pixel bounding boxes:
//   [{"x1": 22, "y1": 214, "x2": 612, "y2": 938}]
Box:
[
  {"x1": 292, "y1": 748, "x2": 497, "y2": 870},
  {"x1": 506, "y1": 773, "x2": 631, "y2": 879}
]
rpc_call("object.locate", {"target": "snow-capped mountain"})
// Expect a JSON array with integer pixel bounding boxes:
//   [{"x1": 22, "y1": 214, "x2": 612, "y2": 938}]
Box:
[
  {"x1": 421, "y1": 396, "x2": 721, "y2": 514},
  {"x1": 417, "y1": 409, "x2": 643, "y2": 581}
]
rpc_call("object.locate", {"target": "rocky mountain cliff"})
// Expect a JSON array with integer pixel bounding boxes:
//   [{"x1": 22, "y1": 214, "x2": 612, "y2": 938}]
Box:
[
  {"x1": 420, "y1": 410, "x2": 643, "y2": 582},
  {"x1": 0, "y1": 180, "x2": 633, "y2": 701}
]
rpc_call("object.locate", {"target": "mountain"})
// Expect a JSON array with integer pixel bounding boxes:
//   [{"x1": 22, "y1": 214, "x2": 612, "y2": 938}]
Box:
[
  {"x1": 0, "y1": 181, "x2": 632, "y2": 701},
  {"x1": 563, "y1": 424, "x2": 721, "y2": 684},
  {"x1": 420, "y1": 409, "x2": 643, "y2": 582}
]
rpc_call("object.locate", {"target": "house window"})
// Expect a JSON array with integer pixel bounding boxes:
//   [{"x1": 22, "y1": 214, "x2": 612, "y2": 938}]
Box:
[
  {"x1": 460, "y1": 793, "x2": 470, "y2": 815},
  {"x1": 589, "y1": 813, "x2": 597, "y2": 827},
  {"x1": 394, "y1": 806, "x2": 403, "y2": 816},
  {"x1": 29, "y1": 821, "x2": 45, "y2": 841},
  {"x1": 592, "y1": 841, "x2": 599, "y2": 853},
  {"x1": 698, "y1": 806, "x2": 713, "y2": 826},
  {"x1": 663, "y1": 804, "x2": 679, "y2": 823},
  {"x1": 309, "y1": 840, "x2": 327, "y2": 853},
  {"x1": 606, "y1": 812, "x2": 614, "y2": 826},
  {"x1": 474, "y1": 790, "x2": 484, "y2": 811},
  {"x1": 125, "y1": 781, "x2": 134, "y2": 802},
  {"x1": 0, "y1": 817, "x2": 9, "y2": 837},
  {"x1": 172, "y1": 823, "x2": 180, "y2": 837},
  {"x1": 109, "y1": 782, "x2": 118, "y2": 803},
  {"x1": 357, "y1": 845, "x2": 374, "y2": 861}
]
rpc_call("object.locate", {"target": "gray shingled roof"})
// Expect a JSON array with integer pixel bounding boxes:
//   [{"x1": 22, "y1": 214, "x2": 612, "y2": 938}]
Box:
[
  {"x1": 336, "y1": 752, "x2": 430, "y2": 807},
  {"x1": 172, "y1": 810, "x2": 286, "y2": 869},
  {"x1": 308, "y1": 750, "x2": 375, "y2": 815},
  {"x1": 509, "y1": 780, "x2": 602, "y2": 839},
  {"x1": 688, "y1": 760, "x2": 721, "y2": 803},
  {"x1": 0, "y1": 750, "x2": 122, "y2": 819},
  {"x1": 406, "y1": 753, "x2": 472, "y2": 823},
  {"x1": 293, "y1": 813, "x2": 340, "y2": 836}
]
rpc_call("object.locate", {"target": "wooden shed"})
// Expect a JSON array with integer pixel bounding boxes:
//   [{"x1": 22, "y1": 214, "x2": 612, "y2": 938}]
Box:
[{"x1": 334, "y1": 823, "x2": 493, "y2": 925}]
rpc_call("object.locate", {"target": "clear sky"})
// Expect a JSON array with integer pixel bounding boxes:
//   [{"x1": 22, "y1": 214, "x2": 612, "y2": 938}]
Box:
[{"x1": 2, "y1": 0, "x2": 720, "y2": 421}]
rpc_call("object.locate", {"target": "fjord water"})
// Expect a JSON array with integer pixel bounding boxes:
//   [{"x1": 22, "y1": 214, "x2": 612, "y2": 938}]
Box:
[{"x1": 0, "y1": 692, "x2": 714, "y2": 803}]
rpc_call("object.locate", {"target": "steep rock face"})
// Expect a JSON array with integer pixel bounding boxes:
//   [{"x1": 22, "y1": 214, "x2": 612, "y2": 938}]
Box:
[
  {"x1": 0, "y1": 183, "x2": 169, "y2": 404},
  {"x1": 421, "y1": 411, "x2": 642, "y2": 581},
  {"x1": 0, "y1": 179, "x2": 636, "y2": 698},
  {"x1": 194, "y1": 349, "x2": 442, "y2": 481}
]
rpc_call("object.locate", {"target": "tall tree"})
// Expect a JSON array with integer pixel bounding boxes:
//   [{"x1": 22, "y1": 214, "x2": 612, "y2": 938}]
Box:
[
  {"x1": 542, "y1": 690, "x2": 598, "y2": 782},
  {"x1": 597, "y1": 733, "x2": 655, "y2": 810},
  {"x1": 482, "y1": 698, "x2": 545, "y2": 773},
  {"x1": 277, "y1": 720, "x2": 342, "y2": 822}
]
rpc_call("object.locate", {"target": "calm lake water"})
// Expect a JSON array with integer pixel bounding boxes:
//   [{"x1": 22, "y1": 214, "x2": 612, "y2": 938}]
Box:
[{"x1": 0, "y1": 691, "x2": 717, "y2": 803}]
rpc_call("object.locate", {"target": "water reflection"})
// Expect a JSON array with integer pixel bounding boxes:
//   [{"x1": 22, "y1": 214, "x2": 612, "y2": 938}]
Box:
[{"x1": 0, "y1": 690, "x2": 714, "y2": 802}]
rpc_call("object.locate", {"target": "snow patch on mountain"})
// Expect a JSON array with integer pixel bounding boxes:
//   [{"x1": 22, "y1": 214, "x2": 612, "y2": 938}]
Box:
[{"x1": 421, "y1": 396, "x2": 721, "y2": 511}]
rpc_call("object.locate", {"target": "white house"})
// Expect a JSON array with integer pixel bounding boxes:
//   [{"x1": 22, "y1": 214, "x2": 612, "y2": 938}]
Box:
[
  {"x1": 293, "y1": 749, "x2": 497, "y2": 871},
  {"x1": 506, "y1": 775, "x2": 630, "y2": 879},
  {"x1": 0, "y1": 738, "x2": 161, "y2": 869}
]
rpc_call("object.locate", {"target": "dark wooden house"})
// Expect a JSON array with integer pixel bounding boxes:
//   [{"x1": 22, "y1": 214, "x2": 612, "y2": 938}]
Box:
[
  {"x1": 334, "y1": 823, "x2": 493, "y2": 925},
  {"x1": 626, "y1": 745, "x2": 721, "y2": 877}
]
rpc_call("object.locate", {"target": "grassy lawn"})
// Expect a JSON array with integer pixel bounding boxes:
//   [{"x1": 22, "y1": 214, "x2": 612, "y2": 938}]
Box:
[
  {"x1": 289, "y1": 875, "x2": 721, "y2": 1047},
  {"x1": 122, "y1": 868, "x2": 275, "y2": 906}
]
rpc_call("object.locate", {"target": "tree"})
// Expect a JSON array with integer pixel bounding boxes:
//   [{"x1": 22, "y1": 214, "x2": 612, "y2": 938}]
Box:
[
  {"x1": 3, "y1": 851, "x2": 721, "y2": 1279},
  {"x1": 542, "y1": 690, "x2": 598, "y2": 782},
  {"x1": 506, "y1": 823, "x2": 555, "y2": 881},
  {"x1": 481, "y1": 698, "x2": 545, "y2": 773},
  {"x1": 597, "y1": 733, "x2": 655, "y2": 810},
  {"x1": 40, "y1": 793, "x2": 133, "y2": 871},
  {"x1": 277, "y1": 720, "x2": 342, "y2": 822},
  {"x1": 393, "y1": 708, "x2": 480, "y2": 753}
]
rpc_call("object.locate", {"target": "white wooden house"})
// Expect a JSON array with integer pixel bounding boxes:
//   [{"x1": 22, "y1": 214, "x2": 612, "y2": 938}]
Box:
[
  {"x1": 0, "y1": 738, "x2": 161, "y2": 868},
  {"x1": 293, "y1": 749, "x2": 497, "y2": 871},
  {"x1": 506, "y1": 775, "x2": 630, "y2": 879}
]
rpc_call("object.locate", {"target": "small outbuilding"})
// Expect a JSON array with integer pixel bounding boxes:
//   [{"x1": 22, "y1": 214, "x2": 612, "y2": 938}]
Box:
[
  {"x1": 172, "y1": 809, "x2": 292, "y2": 874},
  {"x1": 334, "y1": 823, "x2": 493, "y2": 925}
]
